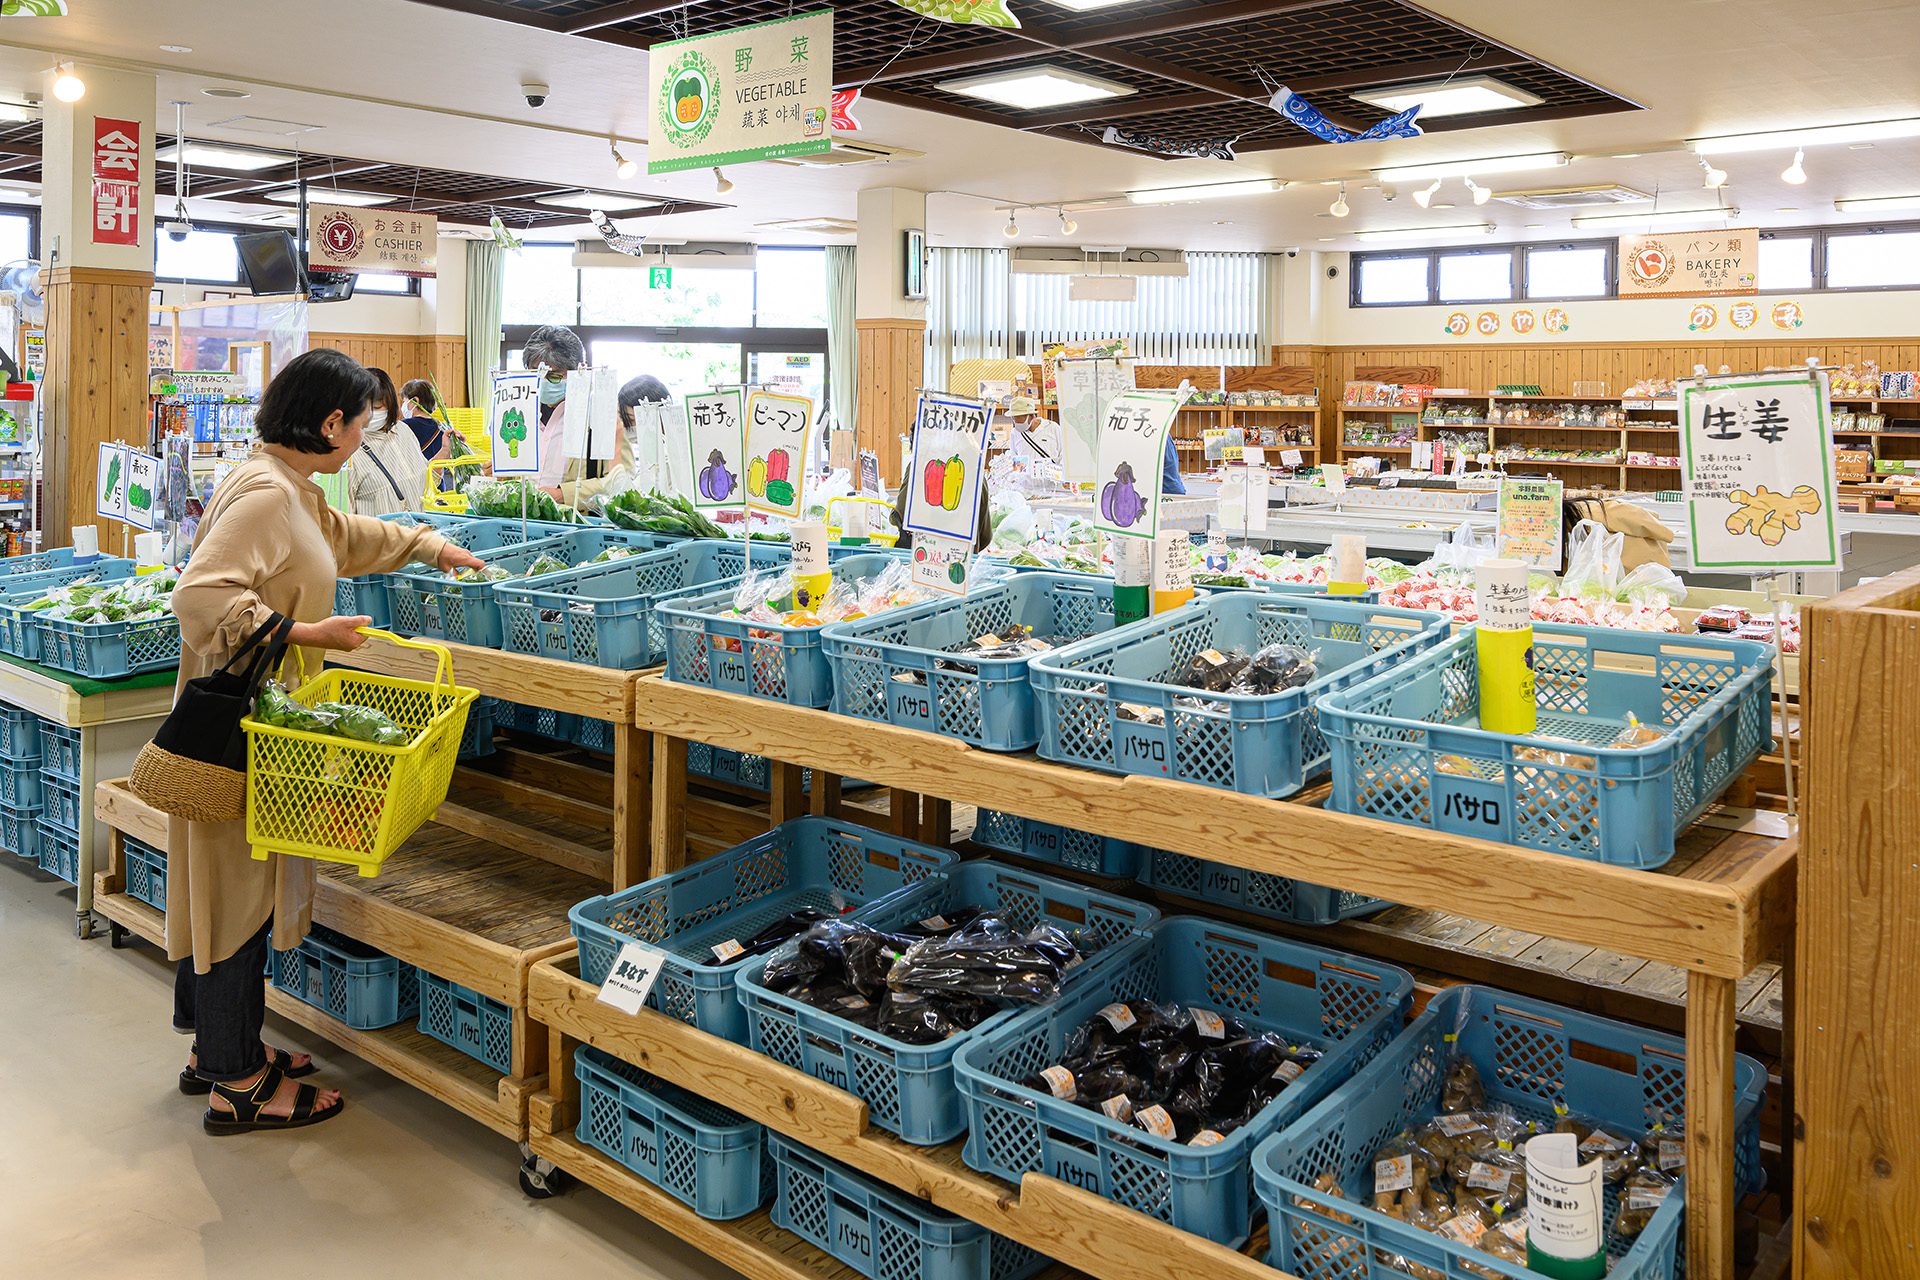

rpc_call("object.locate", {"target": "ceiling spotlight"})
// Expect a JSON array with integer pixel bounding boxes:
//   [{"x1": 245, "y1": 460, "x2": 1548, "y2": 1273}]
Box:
[
  {"x1": 1782, "y1": 148, "x2": 1806, "y2": 185},
  {"x1": 1058, "y1": 209, "x2": 1077, "y2": 235},
  {"x1": 1329, "y1": 183, "x2": 1349, "y2": 217},
  {"x1": 1699, "y1": 156, "x2": 1728, "y2": 189},
  {"x1": 1002, "y1": 209, "x2": 1020, "y2": 238},
  {"x1": 713, "y1": 167, "x2": 734, "y2": 195},
  {"x1": 611, "y1": 141, "x2": 638, "y2": 180},
  {"x1": 1413, "y1": 178, "x2": 1442, "y2": 209},
  {"x1": 1465, "y1": 176, "x2": 1492, "y2": 206},
  {"x1": 51, "y1": 61, "x2": 84, "y2": 103}
]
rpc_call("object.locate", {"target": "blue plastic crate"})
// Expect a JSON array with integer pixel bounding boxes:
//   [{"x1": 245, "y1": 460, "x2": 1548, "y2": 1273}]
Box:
[
  {"x1": 0, "y1": 755, "x2": 39, "y2": 809},
  {"x1": 0, "y1": 545, "x2": 80, "y2": 577},
  {"x1": 497, "y1": 539, "x2": 787, "y2": 669},
  {"x1": 125, "y1": 835, "x2": 168, "y2": 912},
  {"x1": 736, "y1": 858, "x2": 1160, "y2": 1145},
  {"x1": 658, "y1": 553, "x2": 907, "y2": 707},
  {"x1": 1140, "y1": 847, "x2": 1386, "y2": 926},
  {"x1": 575, "y1": 1046, "x2": 772, "y2": 1220},
  {"x1": 951, "y1": 917, "x2": 1412, "y2": 1246},
  {"x1": 417, "y1": 969, "x2": 513, "y2": 1073},
  {"x1": 36, "y1": 816, "x2": 78, "y2": 883},
  {"x1": 1028, "y1": 593, "x2": 1447, "y2": 798},
  {"x1": 38, "y1": 771, "x2": 78, "y2": 832},
  {"x1": 770, "y1": 1135, "x2": 1048, "y2": 1280},
  {"x1": 1252, "y1": 984, "x2": 1769, "y2": 1280},
  {"x1": 0, "y1": 704, "x2": 39, "y2": 759},
  {"x1": 1317, "y1": 624, "x2": 1776, "y2": 869},
  {"x1": 268, "y1": 923, "x2": 420, "y2": 1030},
  {"x1": 496, "y1": 700, "x2": 572, "y2": 741},
  {"x1": 36, "y1": 611, "x2": 181, "y2": 679},
  {"x1": 569, "y1": 817, "x2": 957, "y2": 1043},
  {"x1": 388, "y1": 529, "x2": 660, "y2": 648},
  {"x1": 0, "y1": 559, "x2": 138, "y2": 662},
  {"x1": 1, "y1": 807, "x2": 40, "y2": 861},
  {"x1": 684, "y1": 742, "x2": 829, "y2": 794},
  {"x1": 571, "y1": 714, "x2": 614, "y2": 753},
  {"x1": 969, "y1": 809, "x2": 1139, "y2": 879},
  {"x1": 334, "y1": 574, "x2": 395, "y2": 630},
  {"x1": 457, "y1": 696, "x2": 497, "y2": 760},
  {"x1": 335, "y1": 512, "x2": 541, "y2": 629},
  {"x1": 37, "y1": 720, "x2": 80, "y2": 783},
  {"x1": 822, "y1": 572, "x2": 1122, "y2": 752}
]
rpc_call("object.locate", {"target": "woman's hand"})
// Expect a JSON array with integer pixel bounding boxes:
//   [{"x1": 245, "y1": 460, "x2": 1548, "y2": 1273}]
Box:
[
  {"x1": 437, "y1": 543, "x2": 486, "y2": 573},
  {"x1": 289, "y1": 615, "x2": 373, "y2": 651}
]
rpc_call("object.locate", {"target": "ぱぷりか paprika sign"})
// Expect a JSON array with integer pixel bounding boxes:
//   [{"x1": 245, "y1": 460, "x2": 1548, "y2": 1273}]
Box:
[{"x1": 902, "y1": 390, "x2": 991, "y2": 545}]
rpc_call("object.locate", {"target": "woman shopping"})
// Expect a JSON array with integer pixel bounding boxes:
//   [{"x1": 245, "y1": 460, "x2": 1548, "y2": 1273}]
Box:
[
  {"x1": 342, "y1": 367, "x2": 431, "y2": 515},
  {"x1": 164, "y1": 348, "x2": 483, "y2": 1134}
]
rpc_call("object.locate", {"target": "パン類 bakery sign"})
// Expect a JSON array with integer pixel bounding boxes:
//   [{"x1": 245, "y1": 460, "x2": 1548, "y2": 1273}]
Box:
[
  {"x1": 1618, "y1": 228, "x2": 1756, "y2": 298},
  {"x1": 308, "y1": 203, "x2": 438, "y2": 279}
]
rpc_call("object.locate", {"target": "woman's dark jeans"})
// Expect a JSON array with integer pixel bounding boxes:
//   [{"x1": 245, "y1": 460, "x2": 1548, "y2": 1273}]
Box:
[{"x1": 173, "y1": 916, "x2": 273, "y2": 1083}]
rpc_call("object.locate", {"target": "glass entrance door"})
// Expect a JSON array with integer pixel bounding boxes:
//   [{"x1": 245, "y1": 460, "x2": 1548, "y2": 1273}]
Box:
[{"x1": 590, "y1": 338, "x2": 744, "y2": 401}]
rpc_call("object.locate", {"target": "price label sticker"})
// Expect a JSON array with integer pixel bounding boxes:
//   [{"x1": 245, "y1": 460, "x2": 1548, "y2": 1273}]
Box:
[
  {"x1": 596, "y1": 941, "x2": 668, "y2": 1015},
  {"x1": 1190, "y1": 1008, "x2": 1226, "y2": 1039},
  {"x1": 1188, "y1": 1129, "x2": 1225, "y2": 1148},
  {"x1": 1434, "y1": 1114, "x2": 1487, "y2": 1137},
  {"x1": 1039, "y1": 1065, "x2": 1076, "y2": 1099},
  {"x1": 1467, "y1": 1162, "x2": 1512, "y2": 1193},
  {"x1": 1272, "y1": 1059, "x2": 1306, "y2": 1085},
  {"x1": 1100, "y1": 1095, "x2": 1134, "y2": 1123},
  {"x1": 1134, "y1": 1104, "x2": 1177, "y2": 1139},
  {"x1": 711, "y1": 939, "x2": 745, "y2": 962},
  {"x1": 1658, "y1": 1140, "x2": 1686, "y2": 1171},
  {"x1": 1097, "y1": 1002, "x2": 1137, "y2": 1032},
  {"x1": 1375, "y1": 1155, "x2": 1414, "y2": 1194}
]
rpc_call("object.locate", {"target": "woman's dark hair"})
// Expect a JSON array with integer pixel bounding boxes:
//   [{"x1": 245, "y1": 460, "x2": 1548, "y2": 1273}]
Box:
[
  {"x1": 617, "y1": 374, "x2": 671, "y2": 429},
  {"x1": 254, "y1": 348, "x2": 377, "y2": 455},
  {"x1": 401, "y1": 379, "x2": 437, "y2": 414},
  {"x1": 366, "y1": 367, "x2": 403, "y2": 430}
]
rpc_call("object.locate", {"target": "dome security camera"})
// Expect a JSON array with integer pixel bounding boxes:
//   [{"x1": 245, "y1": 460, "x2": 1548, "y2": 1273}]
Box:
[{"x1": 522, "y1": 82, "x2": 550, "y2": 108}]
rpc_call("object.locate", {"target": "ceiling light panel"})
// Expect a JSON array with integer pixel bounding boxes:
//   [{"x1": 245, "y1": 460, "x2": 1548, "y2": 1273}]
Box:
[
  {"x1": 1350, "y1": 75, "x2": 1543, "y2": 119},
  {"x1": 535, "y1": 189, "x2": 662, "y2": 210},
  {"x1": 1690, "y1": 117, "x2": 1920, "y2": 154},
  {"x1": 156, "y1": 142, "x2": 287, "y2": 171},
  {"x1": 1127, "y1": 179, "x2": 1278, "y2": 204},
  {"x1": 1376, "y1": 152, "x2": 1568, "y2": 182},
  {"x1": 1570, "y1": 208, "x2": 1742, "y2": 229},
  {"x1": 1352, "y1": 223, "x2": 1496, "y2": 242},
  {"x1": 1834, "y1": 195, "x2": 1920, "y2": 212},
  {"x1": 937, "y1": 64, "x2": 1136, "y2": 111},
  {"x1": 263, "y1": 188, "x2": 388, "y2": 207}
]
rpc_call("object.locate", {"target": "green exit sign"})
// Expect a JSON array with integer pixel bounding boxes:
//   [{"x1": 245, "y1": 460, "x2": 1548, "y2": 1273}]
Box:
[{"x1": 648, "y1": 265, "x2": 672, "y2": 289}]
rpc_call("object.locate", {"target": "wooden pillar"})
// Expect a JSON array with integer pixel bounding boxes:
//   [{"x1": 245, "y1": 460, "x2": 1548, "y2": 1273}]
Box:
[
  {"x1": 41, "y1": 266, "x2": 156, "y2": 552},
  {"x1": 1795, "y1": 564, "x2": 1920, "y2": 1278},
  {"x1": 855, "y1": 317, "x2": 924, "y2": 484}
]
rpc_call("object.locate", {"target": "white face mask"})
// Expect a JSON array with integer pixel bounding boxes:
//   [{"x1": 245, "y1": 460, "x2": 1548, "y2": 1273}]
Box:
[{"x1": 367, "y1": 409, "x2": 390, "y2": 431}]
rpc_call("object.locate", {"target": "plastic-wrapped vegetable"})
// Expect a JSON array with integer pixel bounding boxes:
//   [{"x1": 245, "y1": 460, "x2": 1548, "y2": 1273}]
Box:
[
  {"x1": 310, "y1": 701, "x2": 412, "y2": 746},
  {"x1": 525, "y1": 553, "x2": 570, "y2": 577},
  {"x1": 451, "y1": 564, "x2": 514, "y2": 583},
  {"x1": 253, "y1": 681, "x2": 337, "y2": 733},
  {"x1": 884, "y1": 916, "x2": 1082, "y2": 1004}
]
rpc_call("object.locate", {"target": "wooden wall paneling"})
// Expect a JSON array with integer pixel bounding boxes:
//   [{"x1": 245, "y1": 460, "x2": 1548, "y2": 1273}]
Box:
[
  {"x1": 1797, "y1": 566, "x2": 1920, "y2": 1279},
  {"x1": 855, "y1": 318, "x2": 924, "y2": 485},
  {"x1": 1221, "y1": 365, "x2": 1313, "y2": 393},
  {"x1": 43, "y1": 267, "x2": 156, "y2": 552},
  {"x1": 1133, "y1": 364, "x2": 1221, "y2": 390}
]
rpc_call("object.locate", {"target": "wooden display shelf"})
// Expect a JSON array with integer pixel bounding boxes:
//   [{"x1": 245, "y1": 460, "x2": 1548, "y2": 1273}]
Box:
[{"x1": 528, "y1": 956, "x2": 1276, "y2": 1280}]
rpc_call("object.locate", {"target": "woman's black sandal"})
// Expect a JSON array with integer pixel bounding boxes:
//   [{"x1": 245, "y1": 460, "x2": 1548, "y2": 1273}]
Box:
[
  {"x1": 179, "y1": 1044, "x2": 318, "y2": 1095},
  {"x1": 203, "y1": 1063, "x2": 343, "y2": 1135}
]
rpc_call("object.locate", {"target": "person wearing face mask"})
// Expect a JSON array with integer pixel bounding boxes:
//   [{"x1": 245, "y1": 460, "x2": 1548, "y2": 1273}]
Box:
[
  {"x1": 164, "y1": 348, "x2": 484, "y2": 1135},
  {"x1": 521, "y1": 325, "x2": 586, "y2": 500},
  {"x1": 341, "y1": 367, "x2": 431, "y2": 515}
]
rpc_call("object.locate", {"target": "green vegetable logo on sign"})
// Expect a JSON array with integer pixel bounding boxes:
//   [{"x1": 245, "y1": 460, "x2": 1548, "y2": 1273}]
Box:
[{"x1": 645, "y1": 10, "x2": 833, "y2": 173}]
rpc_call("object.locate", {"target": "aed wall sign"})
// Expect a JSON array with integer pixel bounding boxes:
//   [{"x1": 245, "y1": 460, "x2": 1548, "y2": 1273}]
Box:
[{"x1": 647, "y1": 10, "x2": 833, "y2": 173}]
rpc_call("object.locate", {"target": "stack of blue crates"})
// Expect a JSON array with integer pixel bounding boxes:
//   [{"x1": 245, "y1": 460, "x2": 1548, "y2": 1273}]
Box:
[
  {"x1": 33, "y1": 718, "x2": 81, "y2": 883},
  {"x1": 0, "y1": 703, "x2": 42, "y2": 869}
]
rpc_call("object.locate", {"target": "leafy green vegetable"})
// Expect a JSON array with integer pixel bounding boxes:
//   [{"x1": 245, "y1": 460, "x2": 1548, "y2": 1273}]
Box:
[
  {"x1": 462, "y1": 478, "x2": 584, "y2": 524},
  {"x1": 1195, "y1": 574, "x2": 1249, "y2": 589},
  {"x1": 312, "y1": 701, "x2": 411, "y2": 746},
  {"x1": 525, "y1": 554, "x2": 570, "y2": 577},
  {"x1": 598, "y1": 488, "x2": 729, "y2": 539}
]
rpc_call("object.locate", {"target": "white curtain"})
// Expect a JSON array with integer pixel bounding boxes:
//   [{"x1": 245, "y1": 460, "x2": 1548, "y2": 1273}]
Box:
[
  {"x1": 925, "y1": 247, "x2": 1010, "y2": 377},
  {"x1": 1014, "y1": 251, "x2": 1272, "y2": 363},
  {"x1": 825, "y1": 245, "x2": 857, "y2": 441}
]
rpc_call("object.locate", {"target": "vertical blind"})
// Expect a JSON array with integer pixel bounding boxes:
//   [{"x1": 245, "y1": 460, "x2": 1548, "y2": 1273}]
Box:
[{"x1": 926, "y1": 247, "x2": 1272, "y2": 374}]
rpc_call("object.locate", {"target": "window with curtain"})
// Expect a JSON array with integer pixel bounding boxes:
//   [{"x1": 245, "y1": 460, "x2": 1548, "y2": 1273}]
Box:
[{"x1": 925, "y1": 247, "x2": 1010, "y2": 374}]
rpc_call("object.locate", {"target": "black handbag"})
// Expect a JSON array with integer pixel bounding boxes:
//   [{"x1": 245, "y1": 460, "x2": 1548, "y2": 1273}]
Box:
[{"x1": 129, "y1": 612, "x2": 297, "y2": 823}]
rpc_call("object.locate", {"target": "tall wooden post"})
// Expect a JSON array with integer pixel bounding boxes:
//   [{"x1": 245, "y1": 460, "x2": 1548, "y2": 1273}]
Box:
[
  {"x1": 1796, "y1": 564, "x2": 1920, "y2": 1278},
  {"x1": 855, "y1": 188, "x2": 926, "y2": 486},
  {"x1": 38, "y1": 63, "x2": 157, "y2": 552}
]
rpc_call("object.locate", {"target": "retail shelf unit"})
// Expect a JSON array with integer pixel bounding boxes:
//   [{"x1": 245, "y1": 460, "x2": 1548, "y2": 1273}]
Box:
[
  {"x1": 1174, "y1": 401, "x2": 1321, "y2": 474},
  {"x1": 629, "y1": 674, "x2": 1794, "y2": 1280}
]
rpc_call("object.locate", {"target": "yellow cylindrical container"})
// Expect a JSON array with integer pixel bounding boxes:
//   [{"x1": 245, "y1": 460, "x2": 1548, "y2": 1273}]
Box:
[
  {"x1": 791, "y1": 521, "x2": 832, "y2": 610},
  {"x1": 1475, "y1": 557, "x2": 1536, "y2": 734},
  {"x1": 1327, "y1": 533, "x2": 1369, "y2": 596},
  {"x1": 1152, "y1": 527, "x2": 1193, "y2": 614}
]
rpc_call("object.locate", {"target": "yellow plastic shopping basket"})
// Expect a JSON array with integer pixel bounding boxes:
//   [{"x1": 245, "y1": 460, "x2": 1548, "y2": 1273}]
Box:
[
  {"x1": 423, "y1": 458, "x2": 471, "y2": 513},
  {"x1": 243, "y1": 630, "x2": 478, "y2": 877}
]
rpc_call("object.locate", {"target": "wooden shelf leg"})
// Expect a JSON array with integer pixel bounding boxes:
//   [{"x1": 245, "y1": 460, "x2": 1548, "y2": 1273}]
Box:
[
  {"x1": 651, "y1": 732, "x2": 688, "y2": 879},
  {"x1": 613, "y1": 722, "x2": 650, "y2": 890},
  {"x1": 548, "y1": 1027, "x2": 578, "y2": 1135},
  {"x1": 887, "y1": 788, "x2": 919, "y2": 839},
  {"x1": 809, "y1": 771, "x2": 842, "y2": 819},
  {"x1": 917, "y1": 796, "x2": 951, "y2": 847},
  {"x1": 770, "y1": 761, "x2": 806, "y2": 826},
  {"x1": 512, "y1": 1004, "x2": 547, "y2": 1082},
  {"x1": 1686, "y1": 970, "x2": 1739, "y2": 1280}
]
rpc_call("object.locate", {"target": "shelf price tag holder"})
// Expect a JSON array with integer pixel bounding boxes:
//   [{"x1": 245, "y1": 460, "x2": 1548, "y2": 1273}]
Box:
[
  {"x1": 904, "y1": 389, "x2": 991, "y2": 596},
  {"x1": 595, "y1": 941, "x2": 668, "y2": 1016},
  {"x1": 1092, "y1": 386, "x2": 1188, "y2": 543}
]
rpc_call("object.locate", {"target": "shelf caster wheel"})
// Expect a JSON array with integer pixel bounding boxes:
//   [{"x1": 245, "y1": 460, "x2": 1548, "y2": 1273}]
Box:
[
  {"x1": 110, "y1": 922, "x2": 128, "y2": 949},
  {"x1": 518, "y1": 1155, "x2": 568, "y2": 1200},
  {"x1": 76, "y1": 912, "x2": 94, "y2": 941}
]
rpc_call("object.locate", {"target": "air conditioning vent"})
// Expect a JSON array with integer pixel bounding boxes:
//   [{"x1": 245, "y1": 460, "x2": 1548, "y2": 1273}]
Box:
[
  {"x1": 755, "y1": 217, "x2": 857, "y2": 235},
  {"x1": 1495, "y1": 185, "x2": 1652, "y2": 210},
  {"x1": 770, "y1": 140, "x2": 925, "y2": 167}
]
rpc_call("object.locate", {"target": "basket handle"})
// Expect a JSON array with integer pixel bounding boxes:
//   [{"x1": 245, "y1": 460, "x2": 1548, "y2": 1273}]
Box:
[{"x1": 355, "y1": 627, "x2": 458, "y2": 712}]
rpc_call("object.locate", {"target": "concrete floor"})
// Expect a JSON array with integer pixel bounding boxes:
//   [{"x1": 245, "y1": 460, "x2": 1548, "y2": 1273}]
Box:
[{"x1": 0, "y1": 859, "x2": 749, "y2": 1280}]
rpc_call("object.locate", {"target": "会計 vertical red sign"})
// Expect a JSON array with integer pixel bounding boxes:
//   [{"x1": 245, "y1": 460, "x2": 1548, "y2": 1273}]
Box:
[{"x1": 91, "y1": 116, "x2": 141, "y2": 247}]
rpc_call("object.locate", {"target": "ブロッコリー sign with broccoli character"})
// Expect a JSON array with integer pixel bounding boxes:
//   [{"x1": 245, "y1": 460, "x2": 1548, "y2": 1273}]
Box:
[
  {"x1": 685, "y1": 389, "x2": 745, "y2": 510},
  {"x1": 1679, "y1": 369, "x2": 1839, "y2": 572},
  {"x1": 489, "y1": 370, "x2": 542, "y2": 476},
  {"x1": 743, "y1": 390, "x2": 815, "y2": 518},
  {"x1": 1093, "y1": 388, "x2": 1189, "y2": 541},
  {"x1": 902, "y1": 389, "x2": 991, "y2": 547}
]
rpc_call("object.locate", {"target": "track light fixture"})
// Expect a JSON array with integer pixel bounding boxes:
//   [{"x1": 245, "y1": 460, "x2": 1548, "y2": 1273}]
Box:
[
  {"x1": 713, "y1": 167, "x2": 734, "y2": 195},
  {"x1": 611, "y1": 140, "x2": 637, "y2": 180},
  {"x1": 1782, "y1": 148, "x2": 1806, "y2": 184},
  {"x1": 1002, "y1": 208, "x2": 1020, "y2": 238},
  {"x1": 1058, "y1": 208, "x2": 1077, "y2": 235},
  {"x1": 1464, "y1": 176, "x2": 1492, "y2": 206},
  {"x1": 1699, "y1": 155, "x2": 1728, "y2": 189},
  {"x1": 1413, "y1": 178, "x2": 1442, "y2": 209},
  {"x1": 1329, "y1": 183, "x2": 1349, "y2": 217},
  {"x1": 51, "y1": 60, "x2": 84, "y2": 103}
]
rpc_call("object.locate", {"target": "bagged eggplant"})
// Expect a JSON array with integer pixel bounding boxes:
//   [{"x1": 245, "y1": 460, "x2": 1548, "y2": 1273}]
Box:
[
  {"x1": 884, "y1": 915, "x2": 1086, "y2": 1004},
  {"x1": 697, "y1": 906, "x2": 839, "y2": 968}
]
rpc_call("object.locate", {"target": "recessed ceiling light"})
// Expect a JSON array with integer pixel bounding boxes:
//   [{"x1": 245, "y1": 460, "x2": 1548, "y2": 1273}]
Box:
[
  {"x1": 1690, "y1": 117, "x2": 1920, "y2": 154},
  {"x1": 160, "y1": 45, "x2": 193, "y2": 54},
  {"x1": 1128, "y1": 179, "x2": 1279, "y2": 204},
  {"x1": 1350, "y1": 75, "x2": 1543, "y2": 119},
  {"x1": 157, "y1": 142, "x2": 287, "y2": 171},
  {"x1": 1524, "y1": 223, "x2": 1544, "y2": 228},
  {"x1": 1431, "y1": 202, "x2": 1456, "y2": 209},
  {"x1": 1318, "y1": 237, "x2": 1335, "y2": 241},
  {"x1": 1570, "y1": 207, "x2": 1741, "y2": 230},
  {"x1": 1612, "y1": 153, "x2": 1642, "y2": 159},
  {"x1": 1834, "y1": 194, "x2": 1920, "y2": 212},
  {"x1": 535, "y1": 188, "x2": 662, "y2": 210},
  {"x1": 1376, "y1": 152, "x2": 1568, "y2": 182},
  {"x1": 1352, "y1": 223, "x2": 1496, "y2": 242},
  {"x1": 264, "y1": 187, "x2": 389, "y2": 207},
  {"x1": 202, "y1": 87, "x2": 252, "y2": 99},
  {"x1": 1778, "y1": 207, "x2": 1800, "y2": 213},
  {"x1": 1850, "y1": 142, "x2": 1876, "y2": 150},
  {"x1": 937, "y1": 64, "x2": 1136, "y2": 111},
  {"x1": 1213, "y1": 220, "x2": 1233, "y2": 225}
]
